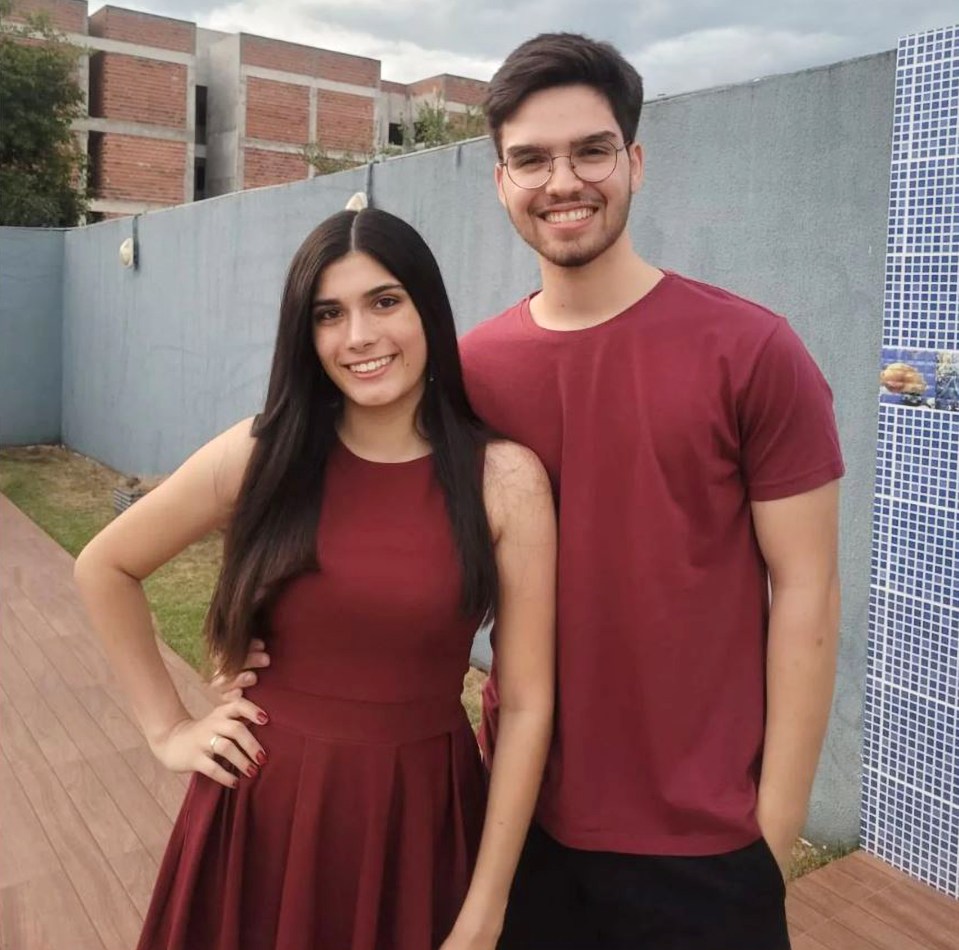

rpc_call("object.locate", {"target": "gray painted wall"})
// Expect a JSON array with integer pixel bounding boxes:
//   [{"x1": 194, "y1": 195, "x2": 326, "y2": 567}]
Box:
[
  {"x1": 0, "y1": 228, "x2": 65, "y2": 444},
  {"x1": 25, "y1": 49, "x2": 898, "y2": 844}
]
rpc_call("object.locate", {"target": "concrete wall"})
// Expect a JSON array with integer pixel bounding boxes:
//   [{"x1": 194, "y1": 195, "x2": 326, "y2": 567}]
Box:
[
  {"x1": 0, "y1": 229, "x2": 65, "y2": 445},
  {"x1": 51, "y1": 49, "x2": 895, "y2": 843}
]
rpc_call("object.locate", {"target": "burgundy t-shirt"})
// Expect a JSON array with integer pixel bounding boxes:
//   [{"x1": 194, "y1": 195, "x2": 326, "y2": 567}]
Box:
[{"x1": 460, "y1": 272, "x2": 845, "y2": 855}]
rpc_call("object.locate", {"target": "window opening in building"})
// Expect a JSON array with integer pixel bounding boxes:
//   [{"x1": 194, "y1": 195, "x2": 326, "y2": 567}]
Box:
[
  {"x1": 195, "y1": 86, "x2": 208, "y2": 145},
  {"x1": 194, "y1": 158, "x2": 206, "y2": 200}
]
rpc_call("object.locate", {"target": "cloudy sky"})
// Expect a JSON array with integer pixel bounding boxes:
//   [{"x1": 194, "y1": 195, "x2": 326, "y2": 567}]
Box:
[{"x1": 91, "y1": 1, "x2": 955, "y2": 95}]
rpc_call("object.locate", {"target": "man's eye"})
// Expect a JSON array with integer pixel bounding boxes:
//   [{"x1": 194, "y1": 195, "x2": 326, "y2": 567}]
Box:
[
  {"x1": 576, "y1": 146, "x2": 611, "y2": 161},
  {"x1": 513, "y1": 154, "x2": 549, "y2": 169}
]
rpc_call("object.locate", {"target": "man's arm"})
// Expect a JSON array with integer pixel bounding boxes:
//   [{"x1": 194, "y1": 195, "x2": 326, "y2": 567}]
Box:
[{"x1": 752, "y1": 479, "x2": 841, "y2": 878}]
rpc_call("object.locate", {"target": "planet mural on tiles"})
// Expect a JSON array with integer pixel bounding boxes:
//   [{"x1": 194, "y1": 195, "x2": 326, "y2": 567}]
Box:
[
  {"x1": 879, "y1": 349, "x2": 938, "y2": 409},
  {"x1": 880, "y1": 362, "x2": 931, "y2": 407}
]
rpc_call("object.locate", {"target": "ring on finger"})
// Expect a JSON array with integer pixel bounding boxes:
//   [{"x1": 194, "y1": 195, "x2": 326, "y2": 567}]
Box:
[{"x1": 210, "y1": 734, "x2": 221, "y2": 755}]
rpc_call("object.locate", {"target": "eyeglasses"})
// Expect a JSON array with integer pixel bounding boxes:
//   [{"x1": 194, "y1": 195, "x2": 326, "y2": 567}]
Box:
[{"x1": 499, "y1": 140, "x2": 632, "y2": 190}]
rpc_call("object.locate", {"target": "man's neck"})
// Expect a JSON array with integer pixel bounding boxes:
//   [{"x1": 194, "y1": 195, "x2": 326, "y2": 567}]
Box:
[{"x1": 531, "y1": 236, "x2": 664, "y2": 332}]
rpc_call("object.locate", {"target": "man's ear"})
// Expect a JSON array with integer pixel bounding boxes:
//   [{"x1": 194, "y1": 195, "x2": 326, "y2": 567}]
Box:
[
  {"x1": 629, "y1": 142, "x2": 645, "y2": 194},
  {"x1": 494, "y1": 161, "x2": 508, "y2": 208}
]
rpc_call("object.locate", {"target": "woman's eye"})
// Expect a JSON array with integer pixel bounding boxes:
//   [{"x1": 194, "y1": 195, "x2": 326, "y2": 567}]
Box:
[
  {"x1": 374, "y1": 295, "x2": 400, "y2": 309},
  {"x1": 314, "y1": 308, "x2": 340, "y2": 322}
]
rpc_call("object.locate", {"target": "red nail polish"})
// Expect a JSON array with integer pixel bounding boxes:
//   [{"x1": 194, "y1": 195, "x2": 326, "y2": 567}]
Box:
[
  {"x1": 257, "y1": 712, "x2": 269, "y2": 724},
  {"x1": 256, "y1": 750, "x2": 267, "y2": 765},
  {"x1": 246, "y1": 764, "x2": 258, "y2": 778}
]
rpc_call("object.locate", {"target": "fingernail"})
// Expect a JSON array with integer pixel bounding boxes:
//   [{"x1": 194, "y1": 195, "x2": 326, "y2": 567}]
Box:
[
  {"x1": 256, "y1": 750, "x2": 267, "y2": 765},
  {"x1": 244, "y1": 674, "x2": 255, "y2": 686},
  {"x1": 231, "y1": 778, "x2": 239, "y2": 789},
  {"x1": 246, "y1": 764, "x2": 258, "y2": 778},
  {"x1": 257, "y1": 712, "x2": 269, "y2": 724}
]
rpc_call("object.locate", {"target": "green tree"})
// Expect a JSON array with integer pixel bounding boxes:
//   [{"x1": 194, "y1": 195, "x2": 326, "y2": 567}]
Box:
[
  {"x1": 412, "y1": 99, "x2": 485, "y2": 148},
  {"x1": 303, "y1": 98, "x2": 487, "y2": 176},
  {"x1": 0, "y1": 0, "x2": 88, "y2": 226}
]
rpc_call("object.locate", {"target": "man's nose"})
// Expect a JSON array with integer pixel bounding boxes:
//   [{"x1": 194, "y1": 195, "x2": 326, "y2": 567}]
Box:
[{"x1": 545, "y1": 155, "x2": 585, "y2": 196}]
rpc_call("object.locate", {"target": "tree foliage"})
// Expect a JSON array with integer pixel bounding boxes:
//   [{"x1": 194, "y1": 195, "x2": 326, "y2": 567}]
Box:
[
  {"x1": 410, "y1": 99, "x2": 486, "y2": 149},
  {"x1": 0, "y1": 0, "x2": 88, "y2": 226},
  {"x1": 302, "y1": 97, "x2": 487, "y2": 177}
]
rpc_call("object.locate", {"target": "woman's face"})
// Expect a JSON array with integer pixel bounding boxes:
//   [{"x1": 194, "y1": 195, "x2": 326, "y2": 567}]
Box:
[{"x1": 311, "y1": 252, "x2": 428, "y2": 414}]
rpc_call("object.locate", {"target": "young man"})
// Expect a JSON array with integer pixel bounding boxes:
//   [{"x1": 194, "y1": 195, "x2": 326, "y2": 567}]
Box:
[{"x1": 221, "y1": 33, "x2": 843, "y2": 949}]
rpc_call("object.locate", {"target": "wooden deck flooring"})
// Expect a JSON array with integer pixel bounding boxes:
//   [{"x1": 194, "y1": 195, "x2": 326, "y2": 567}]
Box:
[{"x1": 2, "y1": 493, "x2": 957, "y2": 949}]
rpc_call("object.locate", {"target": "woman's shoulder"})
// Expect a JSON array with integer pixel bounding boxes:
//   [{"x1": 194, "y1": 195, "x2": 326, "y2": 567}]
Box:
[
  {"x1": 209, "y1": 415, "x2": 258, "y2": 506},
  {"x1": 482, "y1": 439, "x2": 552, "y2": 504}
]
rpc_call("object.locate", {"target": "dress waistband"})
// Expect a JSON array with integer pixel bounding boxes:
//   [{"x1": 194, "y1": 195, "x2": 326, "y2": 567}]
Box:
[{"x1": 249, "y1": 682, "x2": 468, "y2": 744}]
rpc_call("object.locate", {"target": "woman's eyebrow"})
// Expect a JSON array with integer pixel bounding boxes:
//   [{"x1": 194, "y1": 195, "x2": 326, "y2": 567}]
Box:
[{"x1": 312, "y1": 284, "x2": 404, "y2": 308}]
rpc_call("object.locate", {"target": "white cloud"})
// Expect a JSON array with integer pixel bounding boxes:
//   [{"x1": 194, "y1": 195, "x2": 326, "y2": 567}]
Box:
[
  {"x1": 197, "y1": 0, "x2": 498, "y2": 82},
  {"x1": 634, "y1": 26, "x2": 853, "y2": 97}
]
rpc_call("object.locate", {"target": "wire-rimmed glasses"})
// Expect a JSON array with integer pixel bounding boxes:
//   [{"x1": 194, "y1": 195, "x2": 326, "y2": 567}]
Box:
[{"x1": 499, "y1": 140, "x2": 631, "y2": 189}]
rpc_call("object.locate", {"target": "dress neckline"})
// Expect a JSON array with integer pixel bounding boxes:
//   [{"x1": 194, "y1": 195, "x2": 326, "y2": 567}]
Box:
[{"x1": 335, "y1": 437, "x2": 434, "y2": 468}]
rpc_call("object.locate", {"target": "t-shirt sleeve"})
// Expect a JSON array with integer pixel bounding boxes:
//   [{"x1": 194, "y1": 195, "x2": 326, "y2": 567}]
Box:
[{"x1": 739, "y1": 319, "x2": 845, "y2": 501}]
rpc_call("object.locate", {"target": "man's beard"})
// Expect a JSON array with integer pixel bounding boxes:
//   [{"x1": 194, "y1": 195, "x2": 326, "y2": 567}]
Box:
[{"x1": 511, "y1": 193, "x2": 632, "y2": 269}]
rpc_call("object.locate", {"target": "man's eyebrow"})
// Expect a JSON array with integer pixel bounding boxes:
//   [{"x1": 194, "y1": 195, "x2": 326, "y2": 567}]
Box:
[
  {"x1": 504, "y1": 130, "x2": 620, "y2": 157},
  {"x1": 312, "y1": 283, "x2": 404, "y2": 308}
]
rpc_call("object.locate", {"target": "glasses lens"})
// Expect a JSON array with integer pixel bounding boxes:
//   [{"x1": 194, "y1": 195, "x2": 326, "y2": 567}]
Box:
[
  {"x1": 506, "y1": 151, "x2": 552, "y2": 189},
  {"x1": 571, "y1": 142, "x2": 618, "y2": 182}
]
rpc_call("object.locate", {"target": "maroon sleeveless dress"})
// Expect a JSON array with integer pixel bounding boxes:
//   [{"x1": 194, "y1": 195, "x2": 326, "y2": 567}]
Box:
[{"x1": 138, "y1": 442, "x2": 487, "y2": 950}]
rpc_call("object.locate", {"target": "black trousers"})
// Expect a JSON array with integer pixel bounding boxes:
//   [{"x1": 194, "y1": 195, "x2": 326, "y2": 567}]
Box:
[{"x1": 498, "y1": 823, "x2": 790, "y2": 950}]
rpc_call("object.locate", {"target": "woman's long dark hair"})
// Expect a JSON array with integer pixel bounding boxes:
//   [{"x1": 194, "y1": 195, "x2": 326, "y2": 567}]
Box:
[{"x1": 205, "y1": 209, "x2": 497, "y2": 675}]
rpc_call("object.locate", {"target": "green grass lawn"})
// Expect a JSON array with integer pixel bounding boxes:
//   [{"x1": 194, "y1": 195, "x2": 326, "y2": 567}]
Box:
[
  {"x1": 0, "y1": 443, "x2": 850, "y2": 879},
  {"x1": 0, "y1": 445, "x2": 221, "y2": 671}
]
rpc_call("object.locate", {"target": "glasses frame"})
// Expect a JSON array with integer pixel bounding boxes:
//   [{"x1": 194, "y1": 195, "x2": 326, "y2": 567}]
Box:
[{"x1": 498, "y1": 140, "x2": 633, "y2": 190}]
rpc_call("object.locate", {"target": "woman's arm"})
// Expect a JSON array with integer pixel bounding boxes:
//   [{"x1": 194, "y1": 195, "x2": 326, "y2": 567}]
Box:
[
  {"x1": 442, "y1": 440, "x2": 556, "y2": 950},
  {"x1": 73, "y1": 417, "x2": 269, "y2": 787}
]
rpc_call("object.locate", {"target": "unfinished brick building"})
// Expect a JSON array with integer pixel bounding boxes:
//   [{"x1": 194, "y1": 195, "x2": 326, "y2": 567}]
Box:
[{"x1": 7, "y1": 0, "x2": 488, "y2": 218}]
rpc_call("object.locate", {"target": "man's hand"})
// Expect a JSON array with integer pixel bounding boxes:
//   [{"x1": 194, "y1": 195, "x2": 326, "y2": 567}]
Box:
[
  {"x1": 210, "y1": 639, "x2": 271, "y2": 703},
  {"x1": 756, "y1": 808, "x2": 794, "y2": 883}
]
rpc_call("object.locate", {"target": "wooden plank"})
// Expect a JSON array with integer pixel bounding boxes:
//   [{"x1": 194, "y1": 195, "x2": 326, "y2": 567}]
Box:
[
  {"x1": 791, "y1": 934, "x2": 830, "y2": 950},
  {"x1": 108, "y1": 847, "x2": 158, "y2": 918},
  {"x1": 5, "y1": 586, "x2": 62, "y2": 643},
  {"x1": 0, "y1": 870, "x2": 107, "y2": 950},
  {"x1": 73, "y1": 684, "x2": 143, "y2": 752},
  {"x1": 860, "y1": 879, "x2": 959, "y2": 950},
  {"x1": 832, "y1": 904, "x2": 934, "y2": 950},
  {"x1": 84, "y1": 750, "x2": 175, "y2": 864},
  {"x1": 33, "y1": 633, "x2": 99, "y2": 690},
  {"x1": 0, "y1": 694, "x2": 144, "y2": 949},
  {"x1": 804, "y1": 918, "x2": 889, "y2": 950},
  {"x1": 786, "y1": 892, "x2": 829, "y2": 934},
  {"x1": 0, "y1": 749, "x2": 61, "y2": 889},
  {"x1": 835, "y1": 851, "x2": 905, "y2": 891},
  {"x1": 121, "y1": 745, "x2": 189, "y2": 823},
  {"x1": 791, "y1": 874, "x2": 858, "y2": 920},
  {"x1": 54, "y1": 757, "x2": 142, "y2": 859},
  {"x1": 2, "y1": 609, "x2": 117, "y2": 763},
  {"x1": 809, "y1": 860, "x2": 887, "y2": 904},
  {"x1": 0, "y1": 639, "x2": 81, "y2": 769}
]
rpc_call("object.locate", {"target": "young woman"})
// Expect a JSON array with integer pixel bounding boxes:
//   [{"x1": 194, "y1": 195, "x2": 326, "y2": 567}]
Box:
[{"x1": 74, "y1": 208, "x2": 556, "y2": 950}]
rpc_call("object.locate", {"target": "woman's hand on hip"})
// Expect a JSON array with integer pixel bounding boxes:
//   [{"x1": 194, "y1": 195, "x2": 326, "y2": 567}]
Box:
[{"x1": 149, "y1": 698, "x2": 269, "y2": 788}]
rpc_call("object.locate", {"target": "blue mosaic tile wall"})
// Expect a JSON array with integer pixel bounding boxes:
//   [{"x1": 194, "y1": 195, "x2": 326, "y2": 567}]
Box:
[{"x1": 863, "y1": 25, "x2": 959, "y2": 898}]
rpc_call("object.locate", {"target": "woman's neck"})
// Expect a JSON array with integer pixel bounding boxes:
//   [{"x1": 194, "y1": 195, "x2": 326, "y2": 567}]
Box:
[{"x1": 337, "y1": 391, "x2": 431, "y2": 463}]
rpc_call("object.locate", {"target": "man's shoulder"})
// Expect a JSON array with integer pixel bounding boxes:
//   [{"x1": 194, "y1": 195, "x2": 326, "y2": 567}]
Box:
[
  {"x1": 460, "y1": 298, "x2": 528, "y2": 357},
  {"x1": 664, "y1": 272, "x2": 784, "y2": 334}
]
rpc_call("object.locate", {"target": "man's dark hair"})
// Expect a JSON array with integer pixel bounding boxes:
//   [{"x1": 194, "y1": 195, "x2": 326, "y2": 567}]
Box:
[{"x1": 485, "y1": 33, "x2": 644, "y2": 157}]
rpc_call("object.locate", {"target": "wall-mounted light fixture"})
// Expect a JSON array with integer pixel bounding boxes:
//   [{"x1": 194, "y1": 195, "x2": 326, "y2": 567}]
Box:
[{"x1": 119, "y1": 214, "x2": 140, "y2": 269}]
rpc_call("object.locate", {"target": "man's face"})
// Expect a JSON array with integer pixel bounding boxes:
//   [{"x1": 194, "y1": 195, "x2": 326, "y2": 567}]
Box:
[{"x1": 495, "y1": 84, "x2": 643, "y2": 269}]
